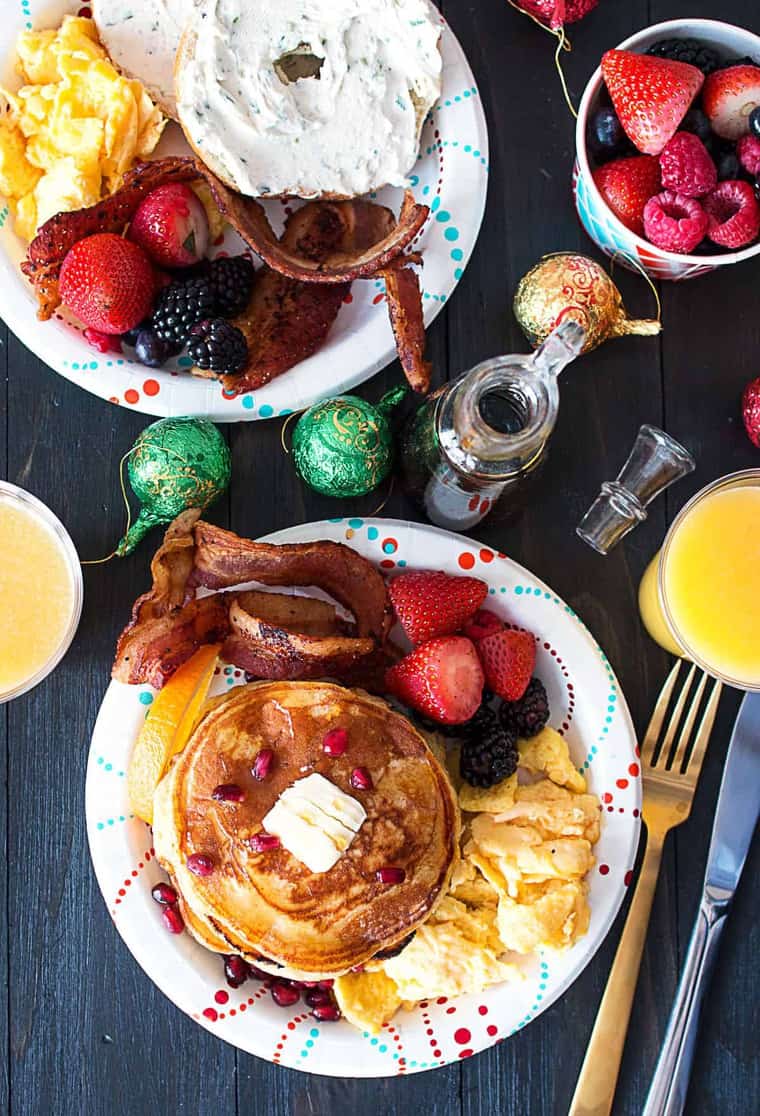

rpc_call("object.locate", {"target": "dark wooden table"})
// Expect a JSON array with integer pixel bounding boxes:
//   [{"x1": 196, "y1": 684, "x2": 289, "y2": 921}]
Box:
[{"x1": 1, "y1": 1, "x2": 759, "y2": 1113}]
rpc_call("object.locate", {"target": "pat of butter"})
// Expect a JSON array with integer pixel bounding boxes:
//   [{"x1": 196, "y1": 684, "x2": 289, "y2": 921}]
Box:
[{"x1": 262, "y1": 773, "x2": 367, "y2": 874}]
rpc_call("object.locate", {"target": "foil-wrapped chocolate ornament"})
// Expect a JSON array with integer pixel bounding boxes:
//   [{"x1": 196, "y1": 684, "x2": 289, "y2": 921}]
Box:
[
  {"x1": 117, "y1": 417, "x2": 231, "y2": 555},
  {"x1": 292, "y1": 386, "x2": 407, "y2": 498},
  {"x1": 514, "y1": 252, "x2": 661, "y2": 354}
]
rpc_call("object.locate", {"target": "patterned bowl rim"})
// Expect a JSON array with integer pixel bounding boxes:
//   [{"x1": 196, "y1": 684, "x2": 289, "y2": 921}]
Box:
[{"x1": 575, "y1": 17, "x2": 760, "y2": 268}]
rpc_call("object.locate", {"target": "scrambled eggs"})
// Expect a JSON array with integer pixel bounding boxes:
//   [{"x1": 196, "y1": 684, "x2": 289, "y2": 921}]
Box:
[
  {"x1": 0, "y1": 16, "x2": 165, "y2": 241},
  {"x1": 334, "y1": 725, "x2": 603, "y2": 1033}
]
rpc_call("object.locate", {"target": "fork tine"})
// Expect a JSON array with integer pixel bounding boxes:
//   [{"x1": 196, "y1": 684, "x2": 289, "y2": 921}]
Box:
[
  {"x1": 655, "y1": 661, "x2": 696, "y2": 767},
  {"x1": 684, "y1": 678, "x2": 723, "y2": 782},
  {"x1": 671, "y1": 669, "x2": 708, "y2": 771},
  {"x1": 641, "y1": 660, "x2": 682, "y2": 766}
]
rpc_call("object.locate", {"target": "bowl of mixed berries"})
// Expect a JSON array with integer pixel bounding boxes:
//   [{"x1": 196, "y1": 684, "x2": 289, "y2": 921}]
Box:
[{"x1": 574, "y1": 19, "x2": 760, "y2": 280}]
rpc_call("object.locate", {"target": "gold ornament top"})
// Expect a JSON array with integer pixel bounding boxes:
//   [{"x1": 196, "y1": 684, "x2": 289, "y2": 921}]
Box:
[{"x1": 513, "y1": 252, "x2": 661, "y2": 353}]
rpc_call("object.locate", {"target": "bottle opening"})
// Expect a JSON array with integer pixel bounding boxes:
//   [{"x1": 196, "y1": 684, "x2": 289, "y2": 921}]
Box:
[{"x1": 477, "y1": 387, "x2": 529, "y2": 436}]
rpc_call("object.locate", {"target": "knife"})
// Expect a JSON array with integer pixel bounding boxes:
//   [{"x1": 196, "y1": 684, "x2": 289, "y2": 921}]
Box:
[{"x1": 642, "y1": 691, "x2": 760, "y2": 1116}]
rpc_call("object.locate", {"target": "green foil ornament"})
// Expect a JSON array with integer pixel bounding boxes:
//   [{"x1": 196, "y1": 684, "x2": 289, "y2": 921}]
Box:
[
  {"x1": 292, "y1": 386, "x2": 407, "y2": 498},
  {"x1": 117, "y1": 417, "x2": 231, "y2": 555}
]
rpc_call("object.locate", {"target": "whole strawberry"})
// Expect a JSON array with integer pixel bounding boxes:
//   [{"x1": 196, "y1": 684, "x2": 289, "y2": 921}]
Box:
[
  {"x1": 388, "y1": 570, "x2": 487, "y2": 645},
  {"x1": 129, "y1": 183, "x2": 210, "y2": 269},
  {"x1": 742, "y1": 377, "x2": 760, "y2": 448},
  {"x1": 592, "y1": 155, "x2": 661, "y2": 235},
  {"x1": 601, "y1": 50, "x2": 704, "y2": 156},
  {"x1": 59, "y1": 234, "x2": 155, "y2": 335},
  {"x1": 477, "y1": 628, "x2": 536, "y2": 703},
  {"x1": 385, "y1": 636, "x2": 485, "y2": 725},
  {"x1": 515, "y1": 0, "x2": 599, "y2": 29}
]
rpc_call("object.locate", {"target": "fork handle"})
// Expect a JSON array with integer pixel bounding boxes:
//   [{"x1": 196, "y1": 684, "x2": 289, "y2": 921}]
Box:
[
  {"x1": 641, "y1": 896, "x2": 728, "y2": 1116},
  {"x1": 568, "y1": 829, "x2": 664, "y2": 1116}
]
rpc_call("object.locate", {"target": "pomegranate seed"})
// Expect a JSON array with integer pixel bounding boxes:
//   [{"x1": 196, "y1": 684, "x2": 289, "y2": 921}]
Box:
[
  {"x1": 248, "y1": 964, "x2": 273, "y2": 981},
  {"x1": 248, "y1": 832, "x2": 281, "y2": 853},
  {"x1": 252, "y1": 748, "x2": 274, "y2": 780},
  {"x1": 311, "y1": 1003, "x2": 341, "y2": 1022},
  {"x1": 212, "y1": 783, "x2": 244, "y2": 803},
  {"x1": 376, "y1": 867, "x2": 405, "y2": 885},
  {"x1": 161, "y1": 905, "x2": 184, "y2": 934},
  {"x1": 301, "y1": 980, "x2": 320, "y2": 988},
  {"x1": 186, "y1": 853, "x2": 215, "y2": 877},
  {"x1": 304, "y1": 989, "x2": 332, "y2": 1008},
  {"x1": 322, "y1": 728, "x2": 348, "y2": 757},
  {"x1": 151, "y1": 882, "x2": 178, "y2": 906},
  {"x1": 318, "y1": 979, "x2": 334, "y2": 989},
  {"x1": 271, "y1": 981, "x2": 300, "y2": 1008},
  {"x1": 350, "y1": 766, "x2": 373, "y2": 790},
  {"x1": 224, "y1": 955, "x2": 249, "y2": 989}
]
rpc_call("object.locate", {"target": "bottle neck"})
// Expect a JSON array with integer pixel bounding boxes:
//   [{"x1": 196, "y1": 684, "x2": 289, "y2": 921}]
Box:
[{"x1": 437, "y1": 356, "x2": 559, "y2": 480}]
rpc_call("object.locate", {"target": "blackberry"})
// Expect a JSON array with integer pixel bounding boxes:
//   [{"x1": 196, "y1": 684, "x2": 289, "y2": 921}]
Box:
[
  {"x1": 460, "y1": 723, "x2": 518, "y2": 789},
  {"x1": 151, "y1": 276, "x2": 215, "y2": 347},
  {"x1": 187, "y1": 318, "x2": 248, "y2": 378},
  {"x1": 680, "y1": 107, "x2": 711, "y2": 144},
  {"x1": 500, "y1": 677, "x2": 550, "y2": 739},
  {"x1": 208, "y1": 255, "x2": 256, "y2": 317},
  {"x1": 462, "y1": 702, "x2": 498, "y2": 741},
  {"x1": 647, "y1": 39, "x2": 721, "y2": 76},
  {"x1": 417, "y1": 716, "x2": 464, "y2": 739}
]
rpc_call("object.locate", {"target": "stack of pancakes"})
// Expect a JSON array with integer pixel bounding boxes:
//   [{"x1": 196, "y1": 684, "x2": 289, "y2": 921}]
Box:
[{"x1": 153, "y1": 681, "x2": 460, "y2": 978}]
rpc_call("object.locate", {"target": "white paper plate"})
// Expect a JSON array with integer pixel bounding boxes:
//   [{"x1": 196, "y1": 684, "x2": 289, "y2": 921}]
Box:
[
  {"x1": 0, "y1": 1, "x2": 488, "y2": 420},
  {"x1": 86, "y1": 518, "x2": 641, "y2": 1076}
]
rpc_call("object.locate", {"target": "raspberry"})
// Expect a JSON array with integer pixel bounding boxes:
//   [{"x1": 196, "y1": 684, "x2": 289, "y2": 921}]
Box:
[
  {"x1": 741, "y1": 377, "x2": 760, "y2": 448},
  {"x1": 703, "y1": 180, "x2": 760, "y2": 248},
  {"x1": 643, "y1": 191, "x2": 708, "y2": 253},
  {"x1": 737, "y1": 134, "x2": 760, "y2": 177},
  {"x1": 659, "y1": 132, "x2": 717, "y2": 197}
]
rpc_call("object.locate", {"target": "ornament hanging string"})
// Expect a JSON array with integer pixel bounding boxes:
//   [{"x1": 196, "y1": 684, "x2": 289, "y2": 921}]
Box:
[
  {"x1": 80, "y1": 448, "x2": 134, "y2": 566},
  {"x1": 506, "y1": 0, "x2": 577, "y2": 118},
  {"x1": 609, "y1": 250, "x2": 663, "y2": 328}
]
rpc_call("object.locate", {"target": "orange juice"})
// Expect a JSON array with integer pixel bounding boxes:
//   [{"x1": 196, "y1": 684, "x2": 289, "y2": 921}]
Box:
[{"x1": 0, "y1": 486, "x2": 81, "y2": 699}]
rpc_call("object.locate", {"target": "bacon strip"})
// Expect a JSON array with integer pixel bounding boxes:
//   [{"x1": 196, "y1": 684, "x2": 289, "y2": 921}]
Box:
[
  {"x1": 24, "y1": 156, "x2": 428, "y2": 318},
  {"x1": 381, "y1": 266, "x2": 432, "y2": 393}
]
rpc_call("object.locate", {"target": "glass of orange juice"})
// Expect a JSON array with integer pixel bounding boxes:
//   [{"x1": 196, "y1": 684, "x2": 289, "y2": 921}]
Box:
[
  {"x1": 0, "y1": 481, "x2": 83, "y2": 702},
  {"x1": 639, "y1": 469, "x2": 760, "y2": 690}
]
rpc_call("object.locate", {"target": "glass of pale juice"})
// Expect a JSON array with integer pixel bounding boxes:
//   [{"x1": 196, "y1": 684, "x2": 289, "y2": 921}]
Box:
[
  {"x1": 638, "y1": 469, "x2": 760, "y2": 690},
  {"x1": 0, "y1": 482, "x2": 83, "y2": 701}
]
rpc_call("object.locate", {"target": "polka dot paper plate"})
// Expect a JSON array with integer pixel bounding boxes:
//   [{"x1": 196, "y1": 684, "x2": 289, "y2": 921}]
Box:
[
  {"x1": 86, "y1": 518, "x2": 641, "y2": 1077},
  {"x1": 0, "y1": 2, "x2": 487, "y2": 421}
]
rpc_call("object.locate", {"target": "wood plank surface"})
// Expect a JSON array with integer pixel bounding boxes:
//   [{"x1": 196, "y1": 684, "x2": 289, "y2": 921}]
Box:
[{"x1": 1, "y1": 1, "x2": 759, "y2": 1114}]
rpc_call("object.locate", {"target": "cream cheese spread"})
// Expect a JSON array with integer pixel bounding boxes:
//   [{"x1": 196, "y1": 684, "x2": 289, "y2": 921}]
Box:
[
  {"x1": 176, "y1": 0, "x2": 443, "y2": 197},
  {"x1": 92, "y1": 0, "x2": 193, "y2": 116}
]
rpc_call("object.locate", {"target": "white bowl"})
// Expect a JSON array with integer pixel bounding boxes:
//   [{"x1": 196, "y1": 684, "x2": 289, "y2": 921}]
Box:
[{"x1": 573, "y1": 19, "x2": 760, "y2": 281}]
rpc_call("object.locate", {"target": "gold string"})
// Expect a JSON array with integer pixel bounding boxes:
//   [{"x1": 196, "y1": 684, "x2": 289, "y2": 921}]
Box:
[
  {"x1": 609, "y1": 250, "x2": 663, "y2": 326},
  {"x1": 280, "y1": 411, "x2": 299, "y2": 455},
  {"x1": 367, "y1": 475, "x2": 394, "y2": 517},
  {"x1": 506, "y1": 1, "x2": 577, "y2": 118},
  {"x1": 80, "y1": 448, "x2": 134, "y2": 566}
]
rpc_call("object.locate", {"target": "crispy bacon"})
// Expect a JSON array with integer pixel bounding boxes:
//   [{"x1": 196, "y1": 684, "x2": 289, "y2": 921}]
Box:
[
  {"x1": 111, "y1": 513, "x2": 393, "y2": 688},
  {"x1": 24, "y1": 156, "x2": 428, "y2": 317},
  {"x1": 381, "y1": 266, "x2": 432, "y2": 393}
]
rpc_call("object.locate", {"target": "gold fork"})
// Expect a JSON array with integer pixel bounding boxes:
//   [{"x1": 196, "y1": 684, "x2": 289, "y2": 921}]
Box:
[{"x1": 568, "y1": 660, "x2": 722, "y2": 1116}]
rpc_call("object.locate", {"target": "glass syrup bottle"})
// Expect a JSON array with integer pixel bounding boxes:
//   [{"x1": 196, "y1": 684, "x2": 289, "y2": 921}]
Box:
[{"x1": 400, "y1": 321, "x2": 585, "y2": 531}]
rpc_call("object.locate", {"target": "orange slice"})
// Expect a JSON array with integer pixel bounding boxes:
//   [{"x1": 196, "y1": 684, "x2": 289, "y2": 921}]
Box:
[{"x1": 127, "y1": 644, "x2": 221, "y2": 824}]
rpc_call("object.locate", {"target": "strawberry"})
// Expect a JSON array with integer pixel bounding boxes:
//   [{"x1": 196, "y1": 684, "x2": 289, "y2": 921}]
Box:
[
  {"x1": 741, "y1": 377, "x2": 760, "y2": 448},
  {"x1": 477, "y1": 629, "x2": 536, "y2": 702},
  {"x1": 129, "y1": 183, "x2": 210, "y2": 269},
  {"x1": 601, "y1": 50, "x2": 704, "y2": 156},
  {"x1": 59, "y1": 234, "x2": 155, "y2": 335},
  {"x1": 462, "y1": 608, "x2": 504, "y2": 642},
  {"x1": 385, "y1": 636, "x2": 484, "y2": 725},
  {"x1": 592, "y1": 155, "x2": 662, "y2": 236},
  {"x1": 703, "y1": 64, "x2": 760, "y2": 141},
  {"x1": 514, "y1": 0, "x2": 598, "y2": 29},
  {"x1": 388, "y1": 570, "x2": 487, "y2": 644}
]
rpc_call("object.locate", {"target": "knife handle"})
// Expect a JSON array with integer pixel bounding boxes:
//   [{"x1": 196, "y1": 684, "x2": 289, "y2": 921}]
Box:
[{"x1": 642, "y1": 892, "x2": 729, "y2": 1116}]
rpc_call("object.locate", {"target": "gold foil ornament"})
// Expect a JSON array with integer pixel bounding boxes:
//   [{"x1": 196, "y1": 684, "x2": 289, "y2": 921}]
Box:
[{"x1": 513, "y1": 252, "x2": 661, "y2": 354}]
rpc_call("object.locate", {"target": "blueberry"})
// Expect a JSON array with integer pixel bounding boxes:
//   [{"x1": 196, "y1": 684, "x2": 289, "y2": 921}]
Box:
[
  {"x1": 135, "y1": 329, "x2": 170, "y2": 369},
  {"x1": 680, "y1": 108, "x2": 711, "y2": 144},
  {"x1": 717, "y1": 150, "x2": 740, "y2": 180},
  {"x1": 121, "y1": 322, "x2": 147, "y2": 347},
  {"x1": 587, "y1": 106, "x2": 628, "y2": 162},
  {"x1": 750, "y1": 106, "x2": 760, "y2": 140}
]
